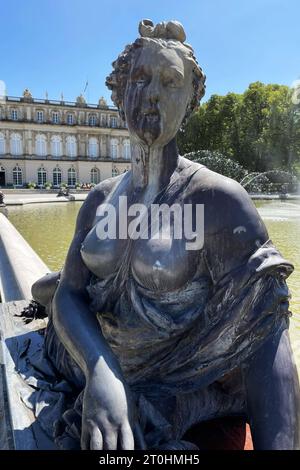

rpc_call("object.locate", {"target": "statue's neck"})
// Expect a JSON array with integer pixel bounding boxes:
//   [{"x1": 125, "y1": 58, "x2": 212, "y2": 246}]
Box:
[{"x1": 131, "y1": 138, "x2": 179, "y2": 192}]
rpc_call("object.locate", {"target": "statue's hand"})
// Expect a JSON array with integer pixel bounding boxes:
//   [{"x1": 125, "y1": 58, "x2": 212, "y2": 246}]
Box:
[{"x1": 81, "y1": 365, "x2": 145, "y2": 450}]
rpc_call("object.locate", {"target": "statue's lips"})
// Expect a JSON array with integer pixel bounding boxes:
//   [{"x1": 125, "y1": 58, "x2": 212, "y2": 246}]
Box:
[
  {"x1": 143, "y1": 112, "x2": 159, "y2": 123},
  {"x1": 133, "y1": 108, "x2": 160, "y2": 125}
]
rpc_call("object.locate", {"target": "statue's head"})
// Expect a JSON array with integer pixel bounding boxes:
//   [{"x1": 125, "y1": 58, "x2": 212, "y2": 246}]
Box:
[{"x1": 106, "y1": 20, "x2": 206, "y2": 147}]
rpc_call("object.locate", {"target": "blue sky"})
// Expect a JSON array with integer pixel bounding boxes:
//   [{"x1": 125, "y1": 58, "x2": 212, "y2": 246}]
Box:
[{"x1": 1, "y1": 0, "x2": 299, "y2": 105}]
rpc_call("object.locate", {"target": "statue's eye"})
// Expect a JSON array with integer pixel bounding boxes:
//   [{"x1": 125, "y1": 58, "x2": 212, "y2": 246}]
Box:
[
  {"x1": 165, "y1": 80, "x2": 176, "y2": 88},
  {"x1": 136, "y1": 76, "x2": 148, "y2": 85},
  {"x1": 162, "y1": 73, "x2": 184, "y2": 88},
  {"x1": 130, "y1": 71, "x2": 148, "y2": 85},
  {"x1": 163, "y1": 78, "x2": 181, "y2": 88}
]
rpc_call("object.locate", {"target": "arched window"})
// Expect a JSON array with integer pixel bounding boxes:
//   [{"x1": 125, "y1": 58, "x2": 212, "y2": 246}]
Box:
[
  {"x1": 35, "y1": 134, "x2": 47, "y2": 156},
  {"x1": 123, "y1": 139, "x2": 131, "y2": 159},
  {"x1": 90, "y1": 167, "x2": 100, "y2": 184},
  {"x1": 88, "y1": 137, "x2": 99, "y2": 158},
  {"x1": 110, "y1": 138, "x2": 118, "y2": 159},
  {"x1": 51, "y1": 135, "x2": 62, "y2": 157},
  {"x1": 66, "y1": 135, "x2": 77, "y2": 157},
  {"x1": 13, "y1": 165, "x2": 23, "y2": 186},
  {"x1": 37, "y1": 167, "x2": 47, "y2": 187},
  {"x1": 68, "y1": 167, "x2": 76, "y2": 186},
  {"x1": 89, "y1": 114, "x2": 97, "y2": 126},
  {"x1": 0, "y1": 132, "x2": 5, "y2": 155},
  {"x1": 10, "y1": 133, "x2": 22, "y2": 156},
  {"x1": 112, "y1": 166, "x2": 119, "y2": 177},
  {"x1": 53, "y1": 167, "x2": 62, "y2": 187}
]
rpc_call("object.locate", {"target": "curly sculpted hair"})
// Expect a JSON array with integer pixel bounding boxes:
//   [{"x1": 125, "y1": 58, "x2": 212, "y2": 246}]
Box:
[{"x1": 106, "y1": 19, "x2": 206, "y2": 124}]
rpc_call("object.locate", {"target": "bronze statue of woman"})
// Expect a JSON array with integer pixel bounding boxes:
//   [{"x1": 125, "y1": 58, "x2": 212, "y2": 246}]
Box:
[{"x1": 32, "y1": 20, "x2": 300, "y2": 450}]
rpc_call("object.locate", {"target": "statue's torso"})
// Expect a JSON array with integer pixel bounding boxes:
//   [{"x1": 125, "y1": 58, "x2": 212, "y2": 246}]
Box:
[
  {"x1": 78, "y1": 157, "x2": 272, "y2": 397},
  {"x1": 80, "y1": 160, "x2": 208, "y2": 293},
  {"x1": 80, "y1": 159, "x2": 213, "y2": 387}
]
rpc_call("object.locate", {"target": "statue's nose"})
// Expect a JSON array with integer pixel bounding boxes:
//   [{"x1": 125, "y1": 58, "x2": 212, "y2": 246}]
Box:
[{"x1": 146, "y1": 78, "x2": 160, "y2": 105}]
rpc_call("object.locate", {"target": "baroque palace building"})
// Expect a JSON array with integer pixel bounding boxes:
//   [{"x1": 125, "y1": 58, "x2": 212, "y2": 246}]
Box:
[{"x1": 0, "y1": 89, "x2": 131, "y2": 188}]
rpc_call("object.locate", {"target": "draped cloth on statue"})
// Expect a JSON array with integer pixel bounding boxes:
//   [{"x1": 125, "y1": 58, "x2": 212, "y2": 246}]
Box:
[
  {"x1": 86, "y1": 240, "x2": 293, "y2": 399},
  {"x1": 15, "y1": 163, "x2": 293, "y2": 449},
  {"x1": 16, "y1": 238, "x2": 293, "y2": 449}
]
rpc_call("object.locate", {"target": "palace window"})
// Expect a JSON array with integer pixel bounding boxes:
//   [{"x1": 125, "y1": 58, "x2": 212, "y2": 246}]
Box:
[
  {"x1": 89, "y1": 114, "x2": 97, "y2": 126},
  {"x1": 52, "y1": 112, "x2": 59, "y2": 124},
  {"x1": 12, "y1": 165, "x2": 23, "y2": 186},
  {"x1": 51, "y1": 135, "x2": 62, "y2": 157},
  {"x1": 10, "y1": 133, "x2": 22, "y2": 156},
  {"x1": 90, "y1": 167, "x2": 100, "y2": 184},
  {"x1": 68, "y1": 167, "x2": 76, "y2": 186},
  {"x1": 110, "y1": 116, "x2": 117, "y2": 128},
  {"x1": 88, "y1": 137, "x2": 99, "y2": 158},
  {"x1": 66, "y1": 135, "x2": 77, "y2": 157},
  {"x1": 110, "y1": 138, "x2": 118, "y2": 159},
  {"x1": 123, "y1": 139, "x2": 131, "y2": 159},
  {"x1": 37, "y1": 167, "x2": 47, "y2": 186},
  {"x1": 53, "y1": 167, "x2": 62, "y2": 187},
  {"x1": 11, "y1": 109, "x2": 18, "y2": 120},
  {"x1": 0, "y1": 132, "x2": 5, "y2": 155},
  {"x1": 36, "y1": 110, "x2": 44, "y2": 123},
  {"x1": 112, "y1": 166, "x2": 119, "y2": 177},
  {"x1": 35, "y1": 134, "x2": 47, "y2": 156},
  {"x1": 67, "y1": 113, "x2": 74, "y2": 125},
  {"x1": 100, "y1": 114, "x2": 106, "y2": 127}
]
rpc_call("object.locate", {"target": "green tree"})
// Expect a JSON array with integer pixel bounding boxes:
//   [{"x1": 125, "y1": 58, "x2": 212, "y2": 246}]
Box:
[{"x1": 178, "y1": 81, "x2": 300, "y2": 174}]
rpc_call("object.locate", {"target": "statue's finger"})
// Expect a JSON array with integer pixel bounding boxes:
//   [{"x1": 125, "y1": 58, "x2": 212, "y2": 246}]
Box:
[
  {"x1": 119, "y1": 422, "x2": 135, "y2": 450},
  {"x1": 103, "y1": 429, "x2": 118, "y2": 450},
  {"x1": 90, "y1": 426, "x2": 103, "y2": 450}
]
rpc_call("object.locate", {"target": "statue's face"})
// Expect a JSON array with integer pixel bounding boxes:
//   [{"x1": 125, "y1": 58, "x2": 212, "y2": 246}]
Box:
[{"x1": 124, "y1": 42, "x2": 194, "y2": 147}]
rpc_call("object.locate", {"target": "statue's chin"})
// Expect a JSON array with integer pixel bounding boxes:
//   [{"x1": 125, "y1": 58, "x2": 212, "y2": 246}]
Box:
[
  {"x1": 131, "y1": 129, "x2": 161, "y2": 147},
  {"x1": 136, "y1": 133, "x2": 176, "y2": 149},
  {"x1": 141, "y1": 132, "x2": 159, "y2": 146},
  {"x1": 130, "y1": 123, "x2": 176, "y2": 149}
]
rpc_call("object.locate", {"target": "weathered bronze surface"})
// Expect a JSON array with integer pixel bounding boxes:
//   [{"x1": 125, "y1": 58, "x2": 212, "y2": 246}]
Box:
[{"x1": 30, "y1": 20, "x2": 300, "y2": 450}]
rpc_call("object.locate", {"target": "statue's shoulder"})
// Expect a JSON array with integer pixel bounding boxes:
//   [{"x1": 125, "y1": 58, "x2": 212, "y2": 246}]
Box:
[
  {"x1": 180, "y1": 155, "x2": 249, "y2": 205},
  {"x1": 180, "y1": 156, "x2": 267, "y2": 239},
  {"x1": 92, "y1": 172, "x2": 128, "y2": 198},
  {"x1": 81, "y1": 172, "x2": 129, "y2": 211},
  {"x1": 76, "y1": 172, "x2": 129, "y2": 228}
]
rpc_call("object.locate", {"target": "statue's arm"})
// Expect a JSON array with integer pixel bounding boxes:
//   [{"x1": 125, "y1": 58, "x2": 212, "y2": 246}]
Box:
[
  {"x1": 32, "y1": 271, "x2": 60, "y2": 306},
  {"x1": 244, "y1": 326, "x2": 300, "y2": 449},
  {"x1": 201, "y1": 175, "x2": 300, "y2": 449},
  {"x1": 52, "y1": 186, "x2": 142, "y2": 450}
]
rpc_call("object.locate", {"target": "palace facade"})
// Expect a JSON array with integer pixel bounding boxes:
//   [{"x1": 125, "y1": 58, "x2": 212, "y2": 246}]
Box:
[{"x1": 0, "y1": 89, "x2": 131, "y2": 188}]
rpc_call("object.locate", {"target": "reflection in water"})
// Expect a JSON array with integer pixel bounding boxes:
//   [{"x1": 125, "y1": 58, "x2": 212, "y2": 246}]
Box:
[
  {"x1": 8, "y1": 202, "x2": 82, "y2": 273},
  {"x1": 7, "y1": 200, "x2": 300, "y2": 371}
]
